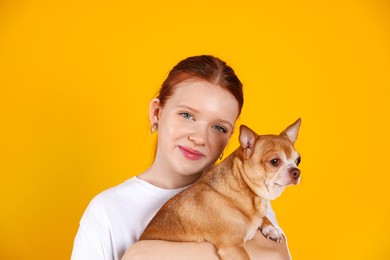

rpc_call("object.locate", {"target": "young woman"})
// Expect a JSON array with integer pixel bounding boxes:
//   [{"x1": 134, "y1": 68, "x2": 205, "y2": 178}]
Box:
[{"x1": 71, "y1": 55, "x2": 291, "y2": 260}]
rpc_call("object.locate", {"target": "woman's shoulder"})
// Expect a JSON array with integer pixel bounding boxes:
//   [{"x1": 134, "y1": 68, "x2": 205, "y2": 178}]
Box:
[
  {"x1": 81, "y1": 176, "x2": 189, "y2": 225},
  {"x1": 88, "y1": 177, "x2": 142, "y2": 206},
  {"x1": 85, "y1": 176, "x2": 180, "y2": 211}
]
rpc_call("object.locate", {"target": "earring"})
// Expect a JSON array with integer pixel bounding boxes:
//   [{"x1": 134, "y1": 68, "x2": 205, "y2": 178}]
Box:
[
  {"x1": 219, "y1": 152, "x2": 224, "y2": 161},
  {"x1": 150, "y1": 122, "x2": 158, "y2": 134}
]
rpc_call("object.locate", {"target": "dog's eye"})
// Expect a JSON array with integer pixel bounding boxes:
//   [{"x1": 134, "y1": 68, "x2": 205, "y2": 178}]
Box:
[
  {"x1": 296, "y1": 157, "x2": 301, "y2": 166},
  {"x1": 270, "y1": 158, "x2": 280, "y2": 167}
]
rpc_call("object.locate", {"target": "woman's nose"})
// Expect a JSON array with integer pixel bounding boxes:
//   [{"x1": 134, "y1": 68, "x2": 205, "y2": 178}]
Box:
[{"x1": 188, "y1": 126, "x2": 207, "y2": 146}]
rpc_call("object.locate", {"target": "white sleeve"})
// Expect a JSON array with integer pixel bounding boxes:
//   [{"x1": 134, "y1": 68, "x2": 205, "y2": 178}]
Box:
[{"x1": 71, "y1": 200, "x2": 109, "y2": 260}]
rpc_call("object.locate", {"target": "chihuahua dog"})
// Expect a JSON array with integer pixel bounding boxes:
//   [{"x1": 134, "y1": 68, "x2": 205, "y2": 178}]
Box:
[{"x1": 140, "y1": 119, "x2": 302, "y2": 260}]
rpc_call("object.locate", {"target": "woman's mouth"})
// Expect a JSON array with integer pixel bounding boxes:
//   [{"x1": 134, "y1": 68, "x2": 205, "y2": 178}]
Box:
[{"x1": 179, "y1": 146, "x2": 204, "y2": 161}]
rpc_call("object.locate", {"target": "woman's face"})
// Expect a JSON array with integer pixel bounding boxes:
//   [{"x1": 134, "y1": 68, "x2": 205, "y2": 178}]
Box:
[{"x1": 153, "y1": 79, "x2": 240, "y2": 178}]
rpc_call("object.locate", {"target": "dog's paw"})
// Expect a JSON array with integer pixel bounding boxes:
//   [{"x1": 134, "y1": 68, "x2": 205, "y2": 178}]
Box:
[{"x1": 260, "y1": 225, "x2": 283, "y2": 243}]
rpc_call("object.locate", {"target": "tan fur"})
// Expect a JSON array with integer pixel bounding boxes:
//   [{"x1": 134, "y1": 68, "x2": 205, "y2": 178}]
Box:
[{"x1": 140, "y1": 119, "x2": 302, "y2": 260}]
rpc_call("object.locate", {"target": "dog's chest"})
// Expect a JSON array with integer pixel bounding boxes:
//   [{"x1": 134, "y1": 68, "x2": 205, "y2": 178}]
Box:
[
  {"x1": 245, "y1": 216, "x2": 263, "y2": 241},
  {"x1": 246, "y1": 227, "x2": 258, "y2": 240},
  {"x1": 244, "y1": 199, "x2": 268, "y2": 240}
]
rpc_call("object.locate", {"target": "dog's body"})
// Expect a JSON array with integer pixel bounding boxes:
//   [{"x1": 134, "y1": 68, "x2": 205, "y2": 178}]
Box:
[{"x1": 140, "y1": 119, "x2": 302, "y2": 259}]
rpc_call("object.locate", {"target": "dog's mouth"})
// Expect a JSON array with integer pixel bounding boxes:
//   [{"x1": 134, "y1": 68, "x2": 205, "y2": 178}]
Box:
[
  {"x1": 273, "y1": 182, "x2": 285, "y2": 188},
  {"x1": 280, "y1": 179, "x2": 300, "y2": 186},
  {"x1": 274, "y1": 179, "x2": 299, "y2": 187},
  {"x1": 293, "y1": 178, "x2": 300, "y2": 185},
  {"x1": 273, "y1": 171, "x2": 301, "y2": 186}
]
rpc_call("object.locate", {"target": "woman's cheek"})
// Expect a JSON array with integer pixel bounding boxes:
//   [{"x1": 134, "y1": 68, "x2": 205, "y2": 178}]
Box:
[
  {"x1": 212, "y1": 135, "x2": 229, "y2": 154},
  {"x1": 166, "y1": 117, "x2": 187, "y2": 137}
]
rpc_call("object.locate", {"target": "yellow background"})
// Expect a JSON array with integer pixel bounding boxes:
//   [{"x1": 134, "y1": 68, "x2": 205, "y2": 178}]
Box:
[{"x1": 1, "y1": 0, "x2": 389, "y2": 259}]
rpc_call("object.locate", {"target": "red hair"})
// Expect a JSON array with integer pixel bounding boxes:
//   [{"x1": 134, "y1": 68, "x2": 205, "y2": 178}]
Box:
[{"x1": 158, "y1": 55, "x2": 244, "y2": 116}]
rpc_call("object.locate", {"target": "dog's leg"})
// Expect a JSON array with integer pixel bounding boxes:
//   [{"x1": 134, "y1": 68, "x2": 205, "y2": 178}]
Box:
[
  {"x1": 259, "y1": 216, "x2": 283, "y2": 243},
  {"x1": 217, "y1": 244, "x2": 250, "y2": 260}
]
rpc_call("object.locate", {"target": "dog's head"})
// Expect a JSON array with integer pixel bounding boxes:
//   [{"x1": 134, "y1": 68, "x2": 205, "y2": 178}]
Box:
[{"x1": 238, "y1": 119, "x2": 301, "y2": 200}]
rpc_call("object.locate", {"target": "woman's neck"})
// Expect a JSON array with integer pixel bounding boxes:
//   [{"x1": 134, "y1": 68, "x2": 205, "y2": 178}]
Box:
[{"x1": 138, "y1": 163, "x2": 201, "y2": 190}]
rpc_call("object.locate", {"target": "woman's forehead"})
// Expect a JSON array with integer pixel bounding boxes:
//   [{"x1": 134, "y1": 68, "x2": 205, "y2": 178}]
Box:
[{"x1": 167, "y1": 80, "x2": 239, "y2": 123}]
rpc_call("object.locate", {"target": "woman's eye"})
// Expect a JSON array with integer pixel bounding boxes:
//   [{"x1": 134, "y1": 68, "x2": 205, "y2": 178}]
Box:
[
  {"x1": 213, "y1": 125, "x2": 227, "y2": 133},
  {"x1": 180, "y1": 112, "x2": 194, "y2": 120},
  {"x1": 270, "y1": 158, "x2": 280, "y2": 166}
]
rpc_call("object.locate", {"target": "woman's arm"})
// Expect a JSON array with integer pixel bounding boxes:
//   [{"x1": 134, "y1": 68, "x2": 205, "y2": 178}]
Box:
[
  {"x1": 121, "y1": 240, "x2": 219, "y2": 260},
  {"x1": 121, "y1": 230, "x2": 291, "y2": 260}
]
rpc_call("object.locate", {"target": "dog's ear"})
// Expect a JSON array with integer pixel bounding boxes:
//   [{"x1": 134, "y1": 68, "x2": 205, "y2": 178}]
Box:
[
  {"x1": 280, "y1": 118, "x2": 301, "y2": 144},
  {"x1": 239, "y1": 125, "x2": 257, "y2": 159}
]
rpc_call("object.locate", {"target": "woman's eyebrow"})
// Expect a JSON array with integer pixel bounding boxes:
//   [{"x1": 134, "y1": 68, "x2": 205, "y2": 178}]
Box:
[{"x1": 177, "y1": 105, "x2": 199, "y2": 113}]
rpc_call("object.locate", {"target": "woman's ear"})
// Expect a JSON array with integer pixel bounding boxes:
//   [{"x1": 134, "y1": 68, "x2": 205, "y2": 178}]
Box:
[{"x1": 149, "y1": 98, "x2": 161, "y2": 125}]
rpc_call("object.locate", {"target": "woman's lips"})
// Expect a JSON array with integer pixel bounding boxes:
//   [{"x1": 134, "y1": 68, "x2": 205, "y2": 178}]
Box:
[{"x1": 179, "y1": 146, "x2": 204, "y2": 160}]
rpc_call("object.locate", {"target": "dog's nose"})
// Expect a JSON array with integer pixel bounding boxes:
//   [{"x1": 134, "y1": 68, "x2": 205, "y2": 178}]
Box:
[{"x1": 289, "y1": 167, "x2": 301, "y2": 179}]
